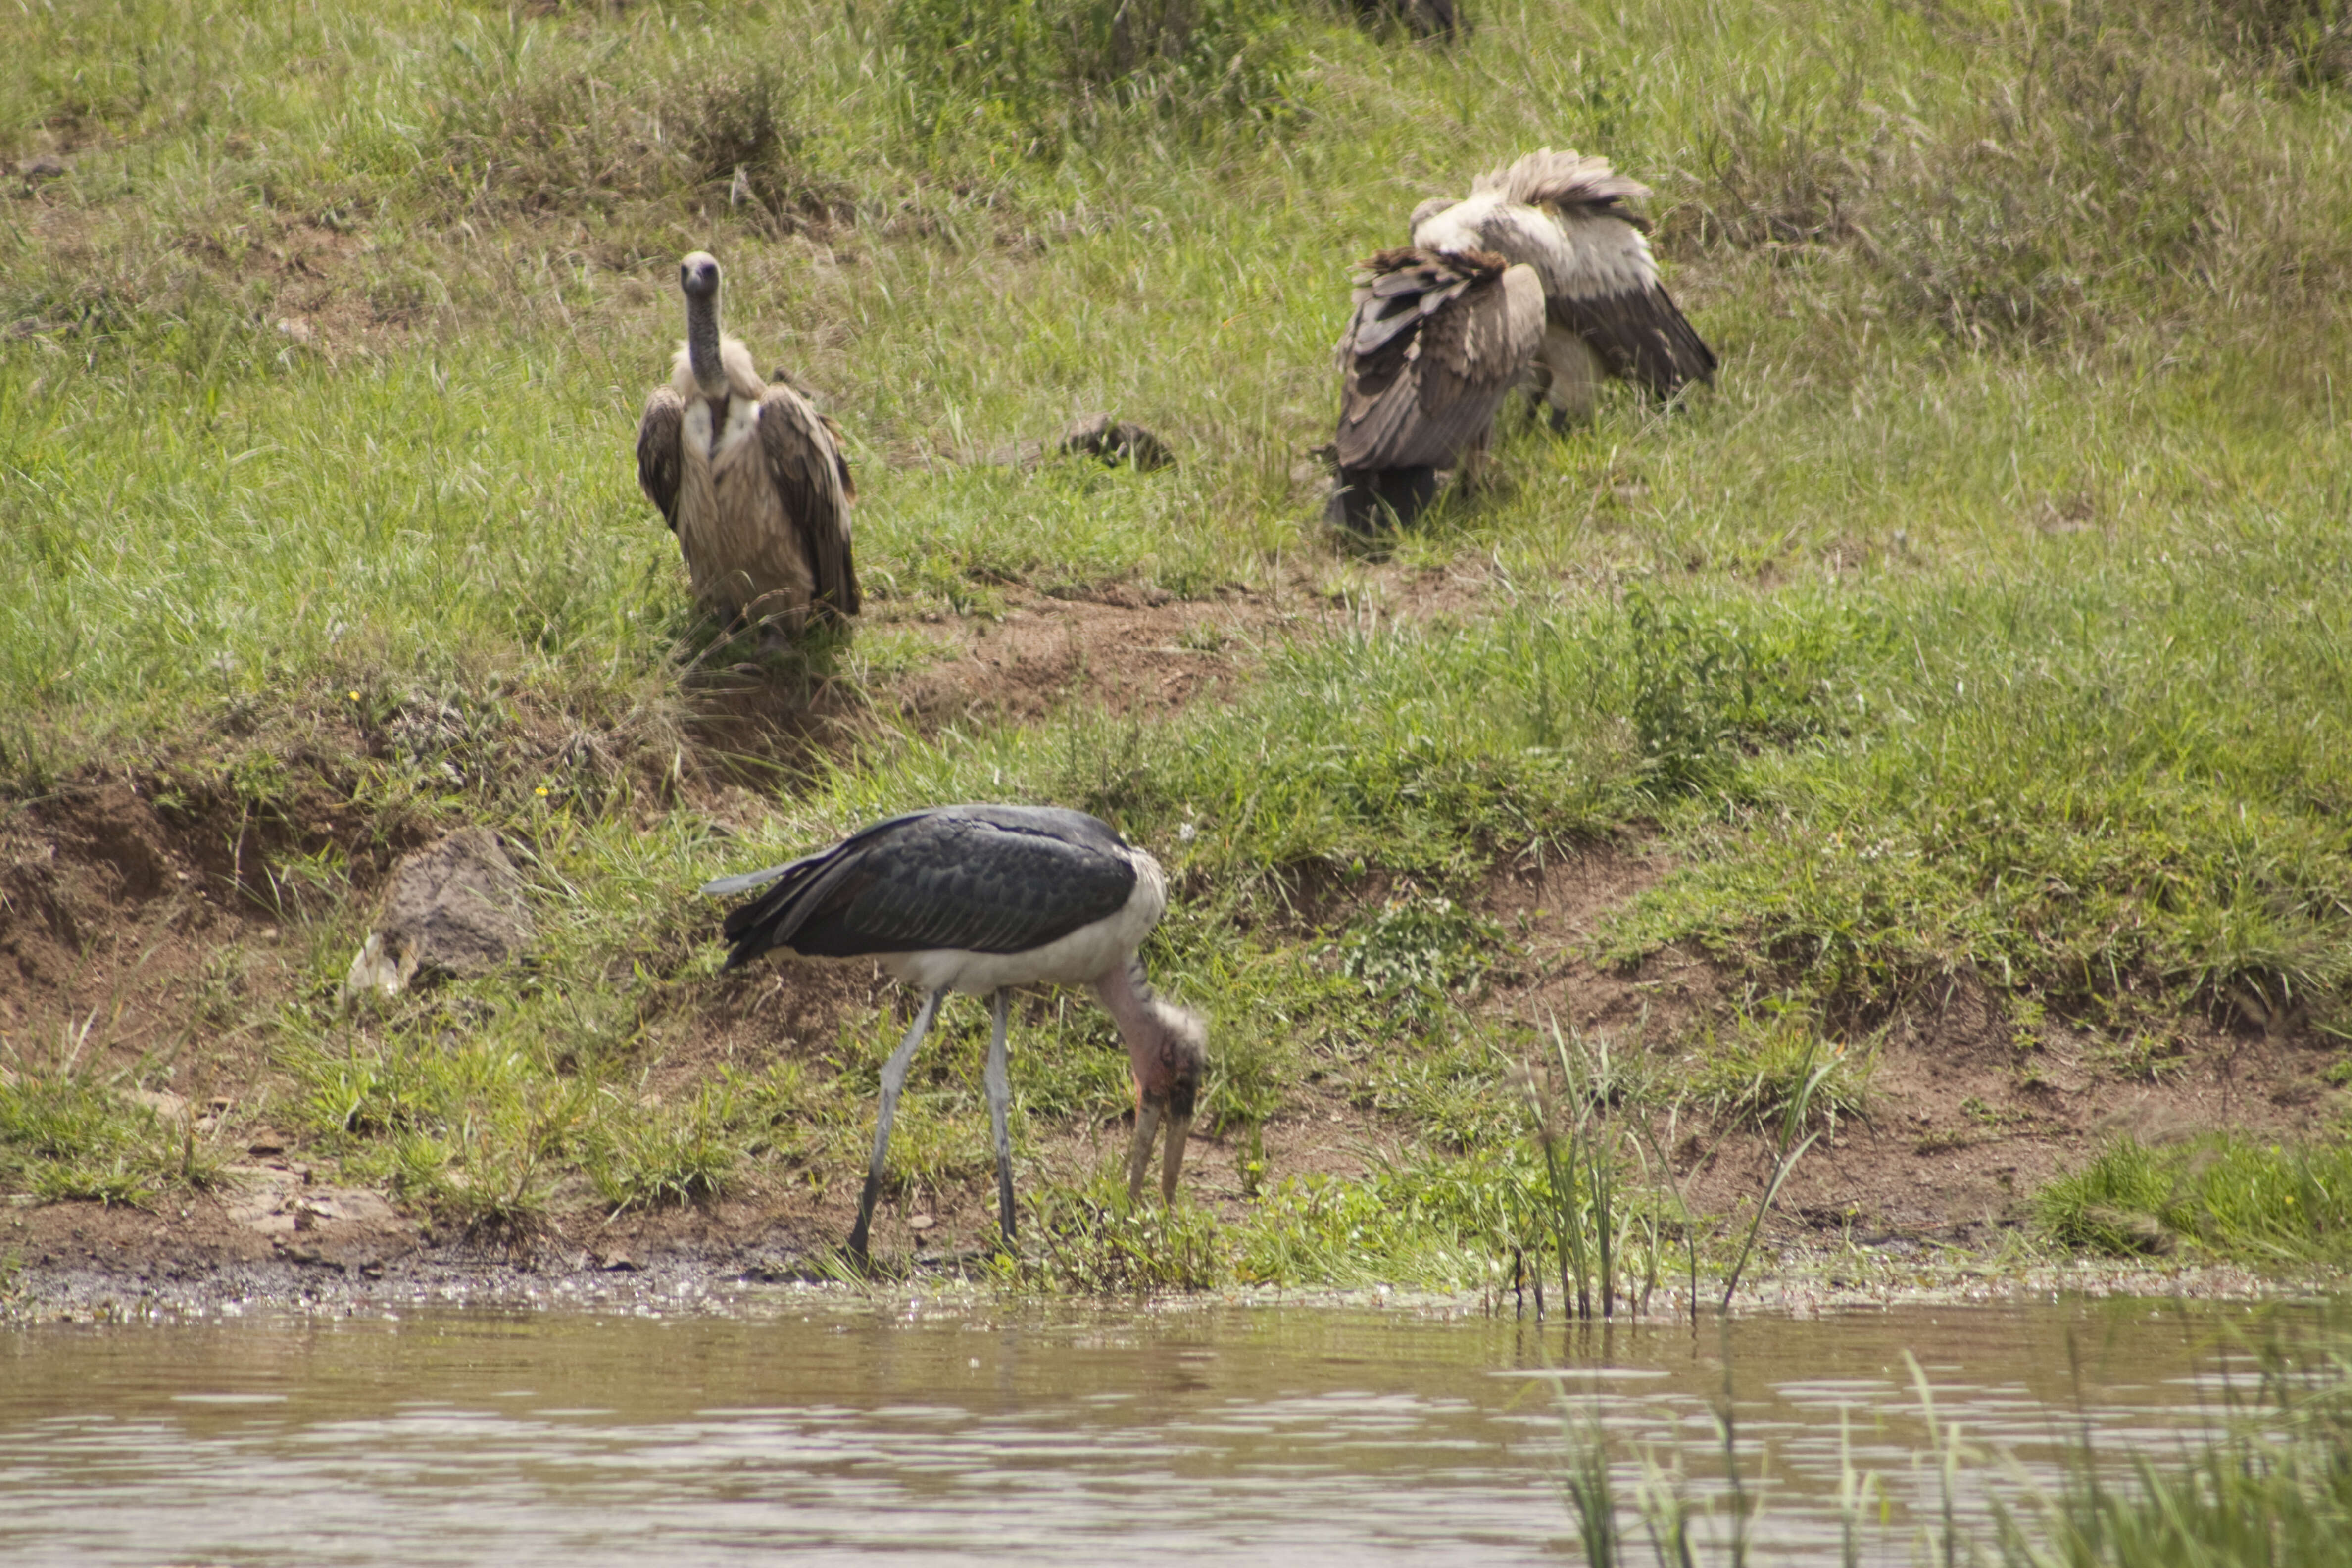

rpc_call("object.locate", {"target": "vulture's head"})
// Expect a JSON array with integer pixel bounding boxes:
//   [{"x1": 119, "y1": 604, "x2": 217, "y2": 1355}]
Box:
[
  {"x1": 1409, "y1": 196, "x2": 1455, "y2": 234},
  {"x1": 679, "y1": 250, "x2": 722, "y2": 302}
]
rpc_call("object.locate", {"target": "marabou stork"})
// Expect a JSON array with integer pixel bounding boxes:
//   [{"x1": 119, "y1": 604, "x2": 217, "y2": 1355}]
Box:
[
  {"x1": 636, "y1": 251, "x2": 860, "y2": 636},
  {"x1": 702, "y1": 805, "x2": 1207, "y2": 1259}
]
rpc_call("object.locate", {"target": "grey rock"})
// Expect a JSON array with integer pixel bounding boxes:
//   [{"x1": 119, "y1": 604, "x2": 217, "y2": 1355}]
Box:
[{"x1": 343, "y1": 828, "x2": 534, "y2": 1001}]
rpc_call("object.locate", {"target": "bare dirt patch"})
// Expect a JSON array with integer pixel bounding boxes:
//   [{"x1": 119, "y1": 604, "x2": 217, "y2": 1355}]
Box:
[
  {"x1": 1452, "y1": 848, "x2": 2345, "y2": 1256},
  {"x1": 0, "y1": 776, "x2": 397, "y2": 1095},
  {"x1": 686, "y1": 558, "x2": 1489, "y2": 769},
  {"x1": 882, "y1": 588, "x2": 1269, "y2": 728},
  {"x1": 1741, "y1": 980, "x2": 2340, "y2": 1247}
]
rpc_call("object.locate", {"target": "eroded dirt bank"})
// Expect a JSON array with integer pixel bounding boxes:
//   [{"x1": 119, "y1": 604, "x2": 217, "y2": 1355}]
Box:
[{"x1": 7, "y1": 572, "x2": 2345, "y2": 1313}]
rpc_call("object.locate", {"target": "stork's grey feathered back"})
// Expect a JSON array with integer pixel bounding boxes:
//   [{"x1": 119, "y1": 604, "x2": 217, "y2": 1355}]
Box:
[{"x1": 709, "y1": 804, "x2": 1138, "y2": 969}]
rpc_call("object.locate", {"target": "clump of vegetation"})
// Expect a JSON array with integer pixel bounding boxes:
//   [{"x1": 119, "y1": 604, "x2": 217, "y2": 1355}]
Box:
[
  {"x1": 1677, "y1": 0, "x2": 2352, "y2": 347},
  {"x1": 1689, "y1": 1010, "x2": 1871, "y2": 1131},
  {"x1": 1338, "y1": 894, "x2": 1509, "y2": 1011},
  {"x1": 585, "y1": 1081, "x2": 746, "y2": 1214},
  {"x1": 1018, "y1": 1176, "x2": 1230, "y2": 1290},
  {"x1": 432, "y1": 32, "x2": 847, "y2": 231},
  {"x1": 2038, "y1": 1134, "x2": 2352, "y2": 1262},
  {"x1": 0, "y1": 1075, "x2": 225, "y2": 1208},
  {"x1": 1561, "y1": 1325, "x2": 2352, "y2": 1568},
  {"x1": 1624, "y1": 588, "x2": 1862, "y2": 797},
  {"x1": 1991, "y1": 1328, "x2": 2352, "y2": 1567},
  {"x1": 890, "y1": 0, "x2": 1307, "y2": 156}
]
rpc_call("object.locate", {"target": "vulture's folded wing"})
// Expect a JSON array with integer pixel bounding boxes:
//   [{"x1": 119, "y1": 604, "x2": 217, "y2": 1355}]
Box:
[
  {"x1": 1443, "y1": 148, "x2": 1718, "y2": 397},
  {"x1": 818, "y1": 411, "x2": 858, "y2": 503},
  {"x1": 636, "y1": 387, "x2": 686, "y2": 531},
  {"x1": 1334, "y1": 248, "x2": 1543, "y2": 472},
  {"x1": 1552, "y1": 282, "x2": 1716, "y2": 397},
  {"x1": 1539, "y1": 209, "x2": 1716, "y2": 397},
  {"x1": 756, "y1": 384, "x2": 861, "y2": 620}
]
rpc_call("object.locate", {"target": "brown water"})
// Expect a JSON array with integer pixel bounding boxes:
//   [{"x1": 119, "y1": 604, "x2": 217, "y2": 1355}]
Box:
[{"x1": 0, "y1": 1292, "x2": 2316, "y2": 1566}]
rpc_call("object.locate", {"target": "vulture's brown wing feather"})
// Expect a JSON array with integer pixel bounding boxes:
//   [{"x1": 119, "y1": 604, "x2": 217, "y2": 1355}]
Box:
[
  {"x1": 818, "y1": 411, "x2": 858, "y2": 503},
  {"x1": 1335, "y1": 249, "x2": 1540, "y2": 472},
  {"x1": 637, "y1": 387, "x2": 686, "y2": 532},
  {"x1": 757, "y1": 385, "x2": 861, "y2": 621},
  {"x1": 1552, "y1": 282, "x2": 1716, "y2": 397}
]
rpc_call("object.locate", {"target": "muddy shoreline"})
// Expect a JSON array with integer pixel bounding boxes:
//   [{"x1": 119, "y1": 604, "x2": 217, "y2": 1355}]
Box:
[{"x1": 3, "y1": 1211, "x2": 2314, "y2": 1325}]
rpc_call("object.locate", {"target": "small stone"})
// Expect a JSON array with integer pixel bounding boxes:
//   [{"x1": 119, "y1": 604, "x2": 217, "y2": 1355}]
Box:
[
  {"x1": 297, "y1": 1189, "x2": 399, "y2": 1227},
  {"x1": 907, "y1": 1214, "x2": 936, "y2": 1232},
  {"x1": 132, "y1": 1089, "x2": 190, "y2": 1123},
  {"x1": 1053, "y1": 413, "x2": 1175, "y2": 471},
  {"x1": 599, "y1": 1251, "x2": 639, "y2": 1273},
  {"x1": 343, "y1": 828, "x2": 535, "y2": 1003},
  {"x1": 982, "y1": 412, "x2": 1175, "y2": 471}
]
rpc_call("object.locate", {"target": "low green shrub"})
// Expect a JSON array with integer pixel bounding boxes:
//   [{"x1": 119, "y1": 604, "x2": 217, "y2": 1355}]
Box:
[
  {"x1": 891, "y1": 0, "x2": 1307, "y2": 155},
  {"x1": 2039, "y1": 1134, "x2": 2352, "y2": 1261},
  {"x1": 0, "y1": 1076, "x2": 226, "y2": 1208}
]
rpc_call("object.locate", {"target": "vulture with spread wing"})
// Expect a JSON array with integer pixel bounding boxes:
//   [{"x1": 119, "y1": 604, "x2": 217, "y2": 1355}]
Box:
[
  {"x1": 1411, "y1": 149, "x2": 1715, "y2": 424},
  {"x1": 637, "y1": 252, "x2": 860, "y2": 637},
  {"x1": 1329, "y1": 245, "x2": 1544, "y2": 529}
]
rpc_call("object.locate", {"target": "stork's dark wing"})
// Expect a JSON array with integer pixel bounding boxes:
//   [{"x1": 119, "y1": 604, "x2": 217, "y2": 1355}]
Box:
[
  {"x1": 637, "y1": 387, "x2": 686, "y2": 531},
  {"x1": 1553, "y1": 282, "x2": 1715, "y2": 398},
  {"x1": 709, "y1": 805, "x2": 1136, "y2": 969},
  {"x1": 757, "y1": 384, "x2": 860, "y2": 621},
  {"x1": 1334, "y1": 247, "x2": 1543, "y2": 472}
]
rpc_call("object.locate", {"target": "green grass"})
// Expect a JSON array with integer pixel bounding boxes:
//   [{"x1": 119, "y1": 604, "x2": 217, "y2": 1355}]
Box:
[
  {"x1": 1990, "y1": 1344, "x2": 2352, "y2": 1568},
  {"x1": 3, "y1": 0, "x2": 2351, "y2": 1285},
  {"x1": 1558, "y1": 1323, "x2": 2352, "y2": 1568},
  {"x1": 2039, "y1": 1134, "x2": 2352, "y2": 1264},
  {"x1": 0, "y1": 1074, "x2": 227, "y2": 1208}
]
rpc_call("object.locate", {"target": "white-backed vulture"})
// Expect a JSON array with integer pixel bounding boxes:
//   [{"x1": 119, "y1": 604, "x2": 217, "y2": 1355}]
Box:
[
  {"x1": 1411, "y1": 149, "x2": 1715, "y2": 423},
  {"x1": 636, "y1": 252, "x2": 859, "y2": 635},
  {"x1": 1329, "y1": 245, "x2": 1544, "y2": 529}
]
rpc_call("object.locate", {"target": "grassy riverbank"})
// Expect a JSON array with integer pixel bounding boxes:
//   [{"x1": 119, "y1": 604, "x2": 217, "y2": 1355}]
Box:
[{"x1": 4, "y1": 0, "x2": 2352, "y2": 1292}]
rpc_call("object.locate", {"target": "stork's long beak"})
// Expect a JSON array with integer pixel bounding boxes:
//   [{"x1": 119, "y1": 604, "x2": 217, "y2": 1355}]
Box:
[
  {"x1": 1126, "y1": 1098, "x2": 1163, "y2": 1204},
  {"x1": 1160, "y1": 1111, "x2": 1191, "y2": 1202},
  {"x1": 1125, "y1": 1096, "x2": 1193, "y2": 1205}
]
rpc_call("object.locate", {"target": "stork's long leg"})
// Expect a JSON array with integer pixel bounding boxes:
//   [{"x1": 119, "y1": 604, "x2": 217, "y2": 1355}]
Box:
[
  {"x1": 983, "y1": 988, "x2": 1016, "y2": 1249},
  {"x1": 849, "y1": 987, "x2": 946, "y2": 1261}
]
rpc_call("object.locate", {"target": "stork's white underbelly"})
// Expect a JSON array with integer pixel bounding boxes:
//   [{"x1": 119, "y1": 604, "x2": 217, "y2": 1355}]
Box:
[{"x1": 784, "y1": 852, "x2": 1170, "y2": 997}]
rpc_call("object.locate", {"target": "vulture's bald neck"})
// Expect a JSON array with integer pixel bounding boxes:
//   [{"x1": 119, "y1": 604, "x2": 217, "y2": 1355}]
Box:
[{"x1": 685, "y1": 289, "x2": 727, "y2": 399}]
